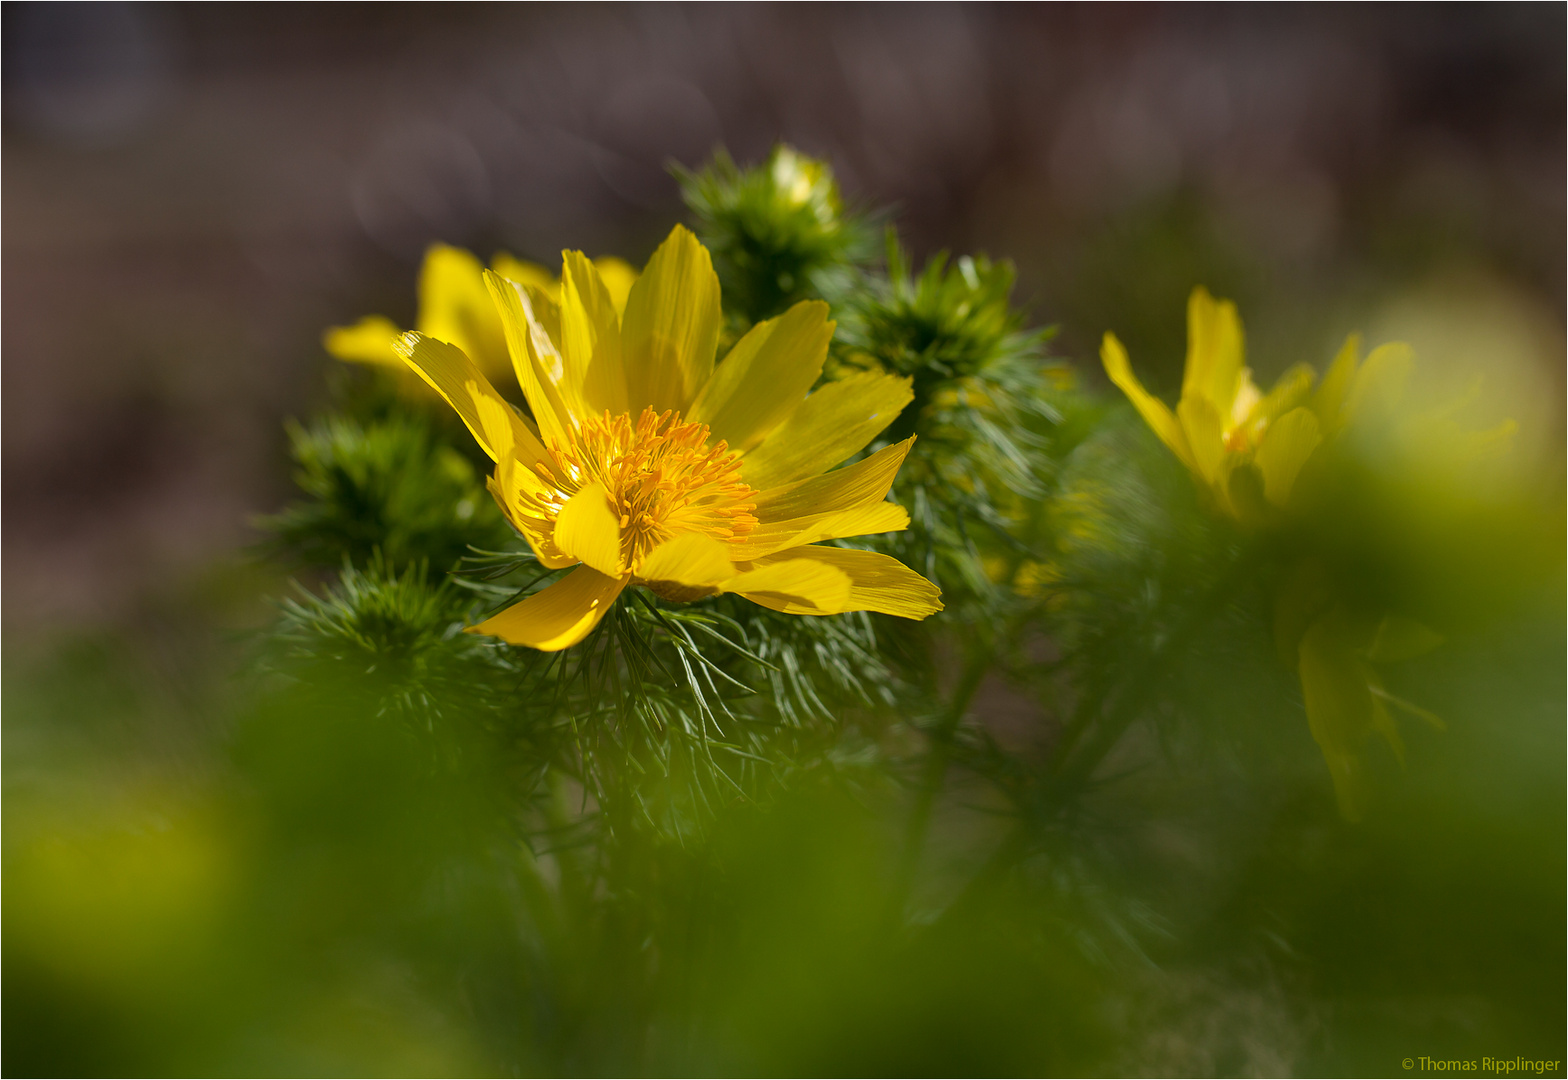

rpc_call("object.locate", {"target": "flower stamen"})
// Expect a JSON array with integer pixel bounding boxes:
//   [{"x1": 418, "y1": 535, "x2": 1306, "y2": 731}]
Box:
[{"x1": 542, "y1": 408, "x2": 758, "y2": 569}]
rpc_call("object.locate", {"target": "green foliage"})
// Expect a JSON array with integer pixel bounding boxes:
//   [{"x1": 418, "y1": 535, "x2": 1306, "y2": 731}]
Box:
[
  {"x1": 837, "y1": 236, "x2": 1074, "y2": 626},
  {"x1": 840, "y1": 236, "x2": 1054, "y2": 437},
  {"x1": 262, "y1": 414, "x2": 507, "y2": 572},
  {"x1": 7, "y1": 143, "x2": 1562, "y2": 1076},
  {"x1": 276, "y1": 556, "x2": 466, "y2": 666},
  {"x1": 437, "y1": 550, "x2": 904, "y2": 840},
  {"x1": 678, "y1": 145, "x2": 878, "y2": 328}
]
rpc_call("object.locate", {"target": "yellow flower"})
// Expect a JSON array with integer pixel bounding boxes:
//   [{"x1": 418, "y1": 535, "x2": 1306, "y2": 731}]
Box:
[
  {"x1": 324, "y1": 243, "x2": 637, "y2": 383},
  {"x1": 394, "y1": 224, "x2": 942, "y2": 651},
  {"x1": 1101, "y1": 287, "x2": 1324, "y2": 519},
  {"x1": 1105, "y1": 289, "x2": 1470, "y2": 817}
]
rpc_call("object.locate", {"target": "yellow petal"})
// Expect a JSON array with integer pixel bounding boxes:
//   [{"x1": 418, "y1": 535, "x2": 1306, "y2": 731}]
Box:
[
  {"x1": 323, "y1": 315, "x2": 404, "y2": 367},
  {"x1": 1362, "y1": 616, "x2": 1443, "y2": 664},
  {"x1": 620, "y1": 224, "x2": 721, "y2": 414},
  {"x1": 741, "y1": 371, "x2": 914, "y2": 490},
  {"x1": 729, "y1": 502, "x2": 910, "y2": 561},
  {"x1": 1176, "y1": 394, "x2": 1225, "y2": 485},
  {"x1": 635, "y1": 532, "x2": 735, "y2": 587},
  {"x1": 1250, "y1": 363, "x2": 1316, "y2": 427},
  {"x1": 1101, "y1": 333, "x2": 1195, "y2": 472},
  {"x1": 490, "y1": 252, "x2": 637, "y2": 316},
  {"x1": 468, "y1": 565, "x2": 626, "y2": 651},
  {"x1": 476, "y1": 387, "x2": 564, "y2": 551},
  {"x1": 592, "y1": 257, "x2": 639, "y2": 315},
  {"x1": 1182, "y1": 286, "x2": 1246, "y2": 416},
  {"x1": 1312, "y1": 333, "x2": 1361, "y2": 431},
  {"x1": 1253, "y1": 406, "x2": 1322, "y2": 507},
  {"x1": 733, "y1": 545, "x2": 942, "y2": 619},
  {"x1": 726, "y1": 559, "x2": 852, "y2": 615},
  {"x1": 689, "y1": 300, "x2": 834, "y2": 452},
  {"x1": 476, "y1": 394, "x2": 567, "y2": 567},
  {"x1": 473, "y1": 393, "x2": 553, "y2": 497},
  {"x1": 484, "y1": 270, "x2": 576, "y2": 448},
  {"x1": 486, "y1": 475, "x2": 576, "y2": 569},
  {"x1": 394, "y1": 333, "x2": 550, "y2": 466},
  {"x1": 1298, "y1": 616, "x2": 1377, "y2": 821},
  {"x1": 488, "y1": 253, "x2": 556, "y2": 294},
  {"x1": 416, "y1": 244, "x2": 510, "y2": 380},
  {"x1": 1345, "y1": 342, "x2": 1413, "y2": 424},
  {"x1": 751, "y1": 437, "x2": 914, "y2": 522},
  {"x1": 475, "y1": 392, "x2": 517, "y2": 460},
  {"x1": 559, "y1": 251, "x2": 628, "y2": 416},
  {"x1": 553, "y1": 481, "x2": 623, "y2": 577}
]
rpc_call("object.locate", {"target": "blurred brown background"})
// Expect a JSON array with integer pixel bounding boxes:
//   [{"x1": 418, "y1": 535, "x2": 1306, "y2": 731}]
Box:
[{"x1": 5, "y1": 2, "x2": 1563, "y2": 638}]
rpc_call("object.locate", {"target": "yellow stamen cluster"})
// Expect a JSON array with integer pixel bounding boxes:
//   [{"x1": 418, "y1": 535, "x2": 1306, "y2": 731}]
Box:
[{"x1": 540, "y1": 408, "x2": 758, "y2": 569}]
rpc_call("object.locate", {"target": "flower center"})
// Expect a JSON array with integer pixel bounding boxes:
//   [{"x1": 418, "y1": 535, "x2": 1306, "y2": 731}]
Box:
[
  {"x1": 541, "y1": 408, "x2": 758, "y2": 570},
  {"x1": 1224, "y1": 376, "x2": 1265, "y2": 452}
]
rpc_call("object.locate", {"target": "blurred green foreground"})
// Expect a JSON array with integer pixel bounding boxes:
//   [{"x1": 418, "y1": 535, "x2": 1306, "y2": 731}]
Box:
[{"x1": 5, "y1": 148, "x2": 1563, "y2": 1077}]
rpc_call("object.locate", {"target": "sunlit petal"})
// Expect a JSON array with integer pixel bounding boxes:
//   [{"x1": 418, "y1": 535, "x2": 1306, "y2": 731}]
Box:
[
  {"x1": 726, "y1": 558, "x2": 853, "y2": 614},
  {"x1": 468, "y1": 566, "x2": 627, "y2": 651},
  {"x1": 394, "y1": 333, "x2": 549, "y2": 466},
  {"x1": 635, "y1": 532, "x2": 734, "y2": 588},
  {"x1": 620, "y1": 225, "x2": 721, "y2": 415},
  {"x1": 484, "y1": 270, "x2": 576, "y2": 447},
  {"x1": 729, "y1": 502, "x2": 909, "y2": 560},
  {"x1": 735, "y1": 545, "x2": 942, "y2": 618},
  {"x1": 742, "y1": 371, "x2": 913, "y2": 490},
  {"x1": 690, "y1": 300, "x2": 833, "y2": 452},
  {"x1": 553, "y1": 481, "x2": 624, "y2": 577},
  {"x1": 751, "y1": 437, "x2": 914, "y2": 523},
  {"x1": 559, "y1": 251, "x2": 628, "y2": 417}
]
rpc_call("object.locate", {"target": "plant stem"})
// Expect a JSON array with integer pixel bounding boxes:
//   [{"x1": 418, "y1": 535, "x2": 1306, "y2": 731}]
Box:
[
  {"x1": 1047, "y1": 545, "x2": 1257, "y2": 797},
  {"x1": 889, "y1": 640, "x2": 993, "y2": 918},
  {"x1": 939, "y1": 544, "x2": 1263, "y2": 912}
]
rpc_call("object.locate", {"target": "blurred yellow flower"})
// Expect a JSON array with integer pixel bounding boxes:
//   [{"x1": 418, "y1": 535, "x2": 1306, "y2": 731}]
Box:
[
  {"x1": 324, "y1": 243, "x2": 637, "y2": 383},
  {"x1": 1102, "y1": 287, "x2": 1323, "y2": 520},
  {"x1": 396, "y1": 224, "x2": 941, "y2": 651},
  {"x1": 1103, "y1": 289, "x2": 1486, "y2": 818},
  {"x1": 1100, "y1": 288, "x2": 1448, "y2": 527}
]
